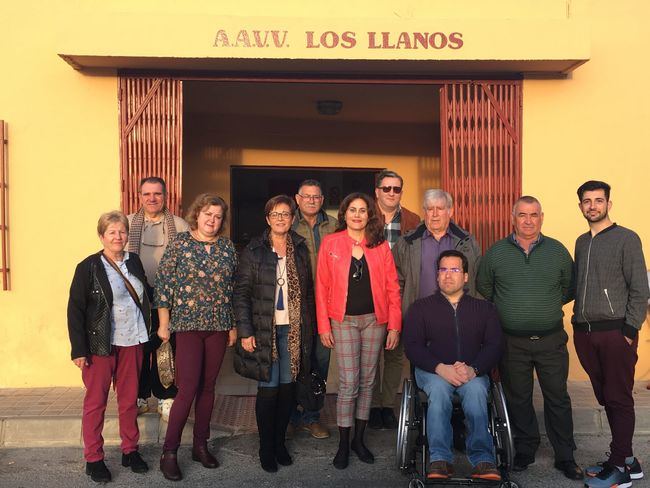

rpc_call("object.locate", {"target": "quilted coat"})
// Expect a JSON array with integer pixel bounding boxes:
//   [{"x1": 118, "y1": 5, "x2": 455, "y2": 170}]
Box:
[{"x1": 233, "y1": 230, "x2": 315, "y2": 382}]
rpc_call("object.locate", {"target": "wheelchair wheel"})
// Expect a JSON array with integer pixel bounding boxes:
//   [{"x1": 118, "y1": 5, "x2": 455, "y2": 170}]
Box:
[
  {"x1": 396, "y1": 378, "x2": 416, "y2": 470},
  {"x1": 408, "y1": 478, "x2": 425, "y2": 488},
  {"x1": 490, "y1": 380, "x2": 514, "y2": 471}
]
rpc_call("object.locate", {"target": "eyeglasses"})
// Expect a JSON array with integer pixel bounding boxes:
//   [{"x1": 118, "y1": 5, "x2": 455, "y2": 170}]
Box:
[
  {"x1": 438, "y1": 267, "x2": 463, "y2": 274},
  {"x1": 378, "y1": 186, "x2": 402, "y2": 194},
  {"x1": 352, "y1": 260, "x2": 363, "y2": 281},
  {"x1": 298, "y1": 193, "x2": 323, "y2": 201},
  {"x1": 269, "y1": 211, "x2": 292, "y2": 220}
]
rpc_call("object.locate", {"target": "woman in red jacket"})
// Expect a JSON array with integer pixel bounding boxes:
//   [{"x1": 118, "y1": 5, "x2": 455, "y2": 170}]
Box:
[{"x1": 316, "y1": 192, "x2": 401, "y2": 469}]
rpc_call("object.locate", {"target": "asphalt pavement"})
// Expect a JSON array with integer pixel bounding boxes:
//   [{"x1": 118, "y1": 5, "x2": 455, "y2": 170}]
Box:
[{"x1": 1, "y1": 431, "x2": 649, "y2": 488}]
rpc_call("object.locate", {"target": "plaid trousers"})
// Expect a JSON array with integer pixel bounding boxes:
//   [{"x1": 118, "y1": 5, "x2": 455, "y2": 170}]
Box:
[{"x1": 331, "y1": 313, "x2": 386, "y2": 427}]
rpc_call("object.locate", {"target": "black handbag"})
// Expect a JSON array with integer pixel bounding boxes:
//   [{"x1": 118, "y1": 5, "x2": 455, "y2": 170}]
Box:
[{"x1": 296, "y1": 370, "x2": 327, "y2": 411}]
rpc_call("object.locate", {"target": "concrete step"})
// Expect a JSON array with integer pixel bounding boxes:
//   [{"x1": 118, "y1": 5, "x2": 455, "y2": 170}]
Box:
[{"x1": 1, "y1": 382, "x2": 649, "y2": 447}]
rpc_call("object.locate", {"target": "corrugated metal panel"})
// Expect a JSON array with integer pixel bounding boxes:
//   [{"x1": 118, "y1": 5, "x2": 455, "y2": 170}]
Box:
[
  {"x1": 119, "y1": 77, "x2": 183, "y2": 215},
  {"x1": 0, "y1": 120, "x2": 9, "y2": 290},
  {"x1": 441, "y1": 81, "x2": 522, "y2": 253}
]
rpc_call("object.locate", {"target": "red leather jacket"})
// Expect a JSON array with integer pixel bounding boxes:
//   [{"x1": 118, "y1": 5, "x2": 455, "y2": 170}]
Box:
[{"x1": 316, "y1": 231, "x2": 402, "y2": 334}]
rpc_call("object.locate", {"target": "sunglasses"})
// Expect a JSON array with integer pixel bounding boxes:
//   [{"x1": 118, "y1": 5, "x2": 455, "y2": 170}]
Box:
[{"x1": 379, "y1": 185, "x2": 402, "y2": 194}]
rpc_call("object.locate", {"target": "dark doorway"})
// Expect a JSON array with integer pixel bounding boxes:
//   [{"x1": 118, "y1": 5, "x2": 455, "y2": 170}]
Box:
[{"x1": 230, "y1": 166, "x2": 380, "y2": 247}]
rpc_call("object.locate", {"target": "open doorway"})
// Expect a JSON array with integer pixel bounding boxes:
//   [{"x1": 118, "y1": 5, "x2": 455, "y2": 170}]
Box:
[
  {"x1": 118, "y1": 75, "x2": 522, "y2": 393},
  {"x1": 179, "y1": 80, "x2": 442, "y2": 393},
  {"x1": 181, "y1": 80, "x2": 442, "y2": 243}
]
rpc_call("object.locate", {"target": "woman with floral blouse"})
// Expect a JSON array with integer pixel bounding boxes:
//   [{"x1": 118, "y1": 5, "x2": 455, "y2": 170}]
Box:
[{"x1": 155, "y1": 193, "x2": 237, "y2": 481}]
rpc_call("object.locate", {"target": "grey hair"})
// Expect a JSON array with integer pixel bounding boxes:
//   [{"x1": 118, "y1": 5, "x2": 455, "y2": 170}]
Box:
[
  {"x1": 512, "y1": 195, "x2": 542, "y2": 215},
  {"x1": 422, "y1": 189, "x2": 453, "y2": 210}
]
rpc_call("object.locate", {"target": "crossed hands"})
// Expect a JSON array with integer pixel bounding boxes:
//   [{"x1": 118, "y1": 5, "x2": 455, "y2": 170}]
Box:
[{"x1": 434, "y1": 361, "x2": 477, "y2": 387}]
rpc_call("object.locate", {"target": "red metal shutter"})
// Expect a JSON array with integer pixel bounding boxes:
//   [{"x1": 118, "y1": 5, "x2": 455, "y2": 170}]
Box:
[
  {"x1": 0, "y1": 120, "x2": 9, "y2": 290},
  {"x1": 440, "y1": 81, "x2": 522, "y2": 253},
  {"x1": 119, "y1": 77, "x2": 183, "y2": 215}
]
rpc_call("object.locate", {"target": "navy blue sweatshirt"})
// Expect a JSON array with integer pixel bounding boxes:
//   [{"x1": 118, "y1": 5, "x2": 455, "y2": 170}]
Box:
[{"x1": 403, "y1": 292, "x2": 503, "y2": 376}]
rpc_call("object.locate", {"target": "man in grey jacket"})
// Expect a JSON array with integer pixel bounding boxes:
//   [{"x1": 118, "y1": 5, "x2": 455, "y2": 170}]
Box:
[
  {"x1": 573, "y1": 180, "x2": 649, "y2": 488},
  {"x1": 384, "y1": 189, "x2": 481, "y2": 433},
  {"x1": 393, "y1": 189, "x2": 482, "y2": 310}
]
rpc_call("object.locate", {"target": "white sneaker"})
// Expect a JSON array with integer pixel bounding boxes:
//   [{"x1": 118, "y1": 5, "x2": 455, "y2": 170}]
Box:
[
  {"x1": 158, "y1": 398, "x2": 173, "y2": 422},
  {"x1": 136, "y1": 398, "x2": 149, "y2": 415}
]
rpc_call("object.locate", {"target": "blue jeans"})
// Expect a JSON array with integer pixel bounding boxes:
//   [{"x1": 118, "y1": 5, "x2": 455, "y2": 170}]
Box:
[
  {"x1": 259, "y1": 326, "x2": 292, "y2": 388},
  {"x1": 290, "y1": 332, "x2": 331, "y2": 425},
  {"x1": 415, "y1": 367, "x2": 495, "y2": 466}
]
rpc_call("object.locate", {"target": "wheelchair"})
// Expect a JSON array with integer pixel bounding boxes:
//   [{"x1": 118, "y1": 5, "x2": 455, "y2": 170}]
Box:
[{"x1": 396, "y1": 370, "x2": 519, "y2": 488}]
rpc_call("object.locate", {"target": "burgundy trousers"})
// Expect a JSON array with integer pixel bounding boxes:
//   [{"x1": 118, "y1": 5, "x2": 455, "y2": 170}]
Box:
[
  {"x1": 81, "y1": 344, "x2": 144, "y2": 462},
  {"x1": 163, "y1": 330, "x2": 228, "y2": 452},
  {"x1": 574, "y1": 329, "x2": 638, "y2": 466}
]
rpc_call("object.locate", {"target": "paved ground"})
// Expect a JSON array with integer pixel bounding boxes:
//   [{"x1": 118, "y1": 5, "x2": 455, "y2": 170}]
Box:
[{"x1": 1, "y1": 432, "x2": 649, "y2": 488}]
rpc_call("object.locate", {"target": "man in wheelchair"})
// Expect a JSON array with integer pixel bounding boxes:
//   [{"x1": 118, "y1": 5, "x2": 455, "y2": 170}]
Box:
[{"x1": 403, "y1": 249, "x2": 503, "y2": 481}]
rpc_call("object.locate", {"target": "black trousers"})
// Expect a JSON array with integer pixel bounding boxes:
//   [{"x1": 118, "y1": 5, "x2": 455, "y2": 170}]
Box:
[
  {"x1": 500, "y1": 329, "x2": 576, "y2": 462},
  {"x1": 138, "y1": 311, "x2": 178, "y2": 400}
]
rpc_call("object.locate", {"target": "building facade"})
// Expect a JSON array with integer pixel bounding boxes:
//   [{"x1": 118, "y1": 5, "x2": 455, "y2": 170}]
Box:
[{"x1": 0, "y1": 0, "x2": 648, "y2": 387}]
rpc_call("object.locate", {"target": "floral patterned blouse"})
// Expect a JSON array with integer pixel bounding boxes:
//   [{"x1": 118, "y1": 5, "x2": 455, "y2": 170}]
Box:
[{"x1": 154, "y1": 232, "x2": 237, "y2": 332}]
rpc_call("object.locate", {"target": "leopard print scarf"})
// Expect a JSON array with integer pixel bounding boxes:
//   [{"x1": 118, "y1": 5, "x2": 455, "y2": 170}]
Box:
[{"x1": 271, "y1": 233, "x2": 302, "y2": 381}]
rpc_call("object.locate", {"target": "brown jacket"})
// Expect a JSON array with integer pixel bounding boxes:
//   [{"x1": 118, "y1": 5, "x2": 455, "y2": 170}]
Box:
[{"x1": 377, "y1": 204, "x2": 421, "y2": 235}]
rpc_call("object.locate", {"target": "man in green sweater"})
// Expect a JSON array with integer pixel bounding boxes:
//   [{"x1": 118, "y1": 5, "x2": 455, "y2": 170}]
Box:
[{"x1": 476, "y1": 195, "x2": 583, "y2": 480}]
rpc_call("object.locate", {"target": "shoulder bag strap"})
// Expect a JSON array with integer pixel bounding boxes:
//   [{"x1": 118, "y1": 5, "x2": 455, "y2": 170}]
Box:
[{"x1": 102, "y1": 253, "x2": 143, "y2": 311}]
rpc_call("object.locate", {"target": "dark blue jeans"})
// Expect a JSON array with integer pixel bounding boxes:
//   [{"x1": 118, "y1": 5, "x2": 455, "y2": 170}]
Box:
[{"x1": 259, "y1": 325, "x2": 292, "y2": 387}]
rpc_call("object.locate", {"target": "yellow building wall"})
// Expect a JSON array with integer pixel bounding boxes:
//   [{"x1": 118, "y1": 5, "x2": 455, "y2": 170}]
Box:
[
  {"x1": 0, "y1": 0, "x2": 647, "y2": 387},
  {"x1": 522, "y1": 0, "x2": 650, "y2": 380},
  {"x1": 0, "y1": 6, "x2": 120, "y2": 388}
]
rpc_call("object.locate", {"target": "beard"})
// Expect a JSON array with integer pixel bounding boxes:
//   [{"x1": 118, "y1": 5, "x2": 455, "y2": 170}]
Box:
[{"x1": 583, "y1": 208, "x2": 608, "y2": 223}]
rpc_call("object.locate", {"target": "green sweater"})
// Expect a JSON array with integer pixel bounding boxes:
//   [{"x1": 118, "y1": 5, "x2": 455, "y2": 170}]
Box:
[{"x1": 476, "y1": 234, "x2": 574, "y2": 335}]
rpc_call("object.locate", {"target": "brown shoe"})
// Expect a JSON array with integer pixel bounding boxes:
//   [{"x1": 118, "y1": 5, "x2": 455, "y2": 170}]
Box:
[
  {"x1": 192, "y1": 444, "x2": 219, "y2": 469},
  {"x1": 160, "y1": 451, "x2": 182, "y2": 481},
  {"x1": 427, "y1": 460, "x2": 453, "y2": 479},
  {"x1": 471, "y1": 462, "x2": 501, "y2": 481},
  {"x1": 301, "y1": 421, "x2": 330, "y2": 439}
]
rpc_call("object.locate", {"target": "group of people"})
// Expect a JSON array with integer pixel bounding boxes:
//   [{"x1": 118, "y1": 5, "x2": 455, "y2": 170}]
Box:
[{"x1": 67, "y1": 173, "x2": 648, "y2": 488}]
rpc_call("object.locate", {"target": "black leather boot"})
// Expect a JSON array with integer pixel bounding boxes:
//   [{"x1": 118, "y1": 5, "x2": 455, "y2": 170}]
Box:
[
  {"x1": 333, "y1": 426, "x2": 351, "y2": 469},
  {"x1": 86, "y1": 460, "x2": 112, "y2": 483},
  {"x1": 351, "y1": 418, "x2": 375, "y2": 464},
  {"x1": 256, "y1": 387, "x2": 279, "y2": 473},
  {"x1": 275, "y1": 383, "x2": 295, "y2": 466}
]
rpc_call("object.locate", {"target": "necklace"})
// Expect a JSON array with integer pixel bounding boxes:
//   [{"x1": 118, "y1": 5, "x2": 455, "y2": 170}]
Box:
[
  {"x1": 191, "y1": 230, "x2": 217, "y2": 244},
  {"x1": 276, "y1": 256, "x2": 287, "y2": 287}
]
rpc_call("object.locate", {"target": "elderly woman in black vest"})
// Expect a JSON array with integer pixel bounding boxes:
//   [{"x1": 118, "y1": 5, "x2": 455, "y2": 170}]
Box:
[
  {"x1": 233, "y1": 194, "x2": 315, "y2": 473},
  {"x1": 67, "y1": 211, "x2": 151, "y2": 483}
]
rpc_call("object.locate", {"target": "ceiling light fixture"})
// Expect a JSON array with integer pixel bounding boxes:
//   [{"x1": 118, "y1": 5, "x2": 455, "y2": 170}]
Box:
[{"x1": 316, "y1": 100, "x2": 343, "y2": 116}]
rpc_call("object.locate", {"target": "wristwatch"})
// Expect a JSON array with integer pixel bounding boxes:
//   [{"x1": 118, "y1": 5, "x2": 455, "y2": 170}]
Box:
[{"x1": 472, "y1": 366, "x2": 480, "y2": 377}]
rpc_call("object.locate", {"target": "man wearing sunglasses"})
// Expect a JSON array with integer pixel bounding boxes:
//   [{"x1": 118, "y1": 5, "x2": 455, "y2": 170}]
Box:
[
  {"x1": 289, "y1": 179, "x2": 338, "y2": 440},
  {"x1": 476, "y1": 195, "x2": 582, "y2": 480},
  {"x1": 369, "y1": 170, "x2": 420, "y2": 430}
]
